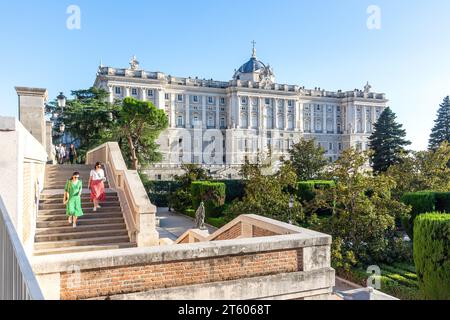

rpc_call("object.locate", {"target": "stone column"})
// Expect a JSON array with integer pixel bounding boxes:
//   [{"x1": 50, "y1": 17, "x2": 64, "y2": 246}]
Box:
[
  {"x1": 141, "y1": 88, "x2": 147, "y2": 101},
  {"x1": 371, "y1": 106, "x2": 377, "y2": 133},
  {"x1": 185, "y1": 94, "x2": 190, "y2": 128},
  {"x1": 124, "y1": 87, "x2": 130, "y2": 98},
  {"x1": 202, "y1": 95, "x2": 207, "y2": 129},
  {"x1": 216, "y1": 98, "x2": 220, "y2": 129},
  {"x1": 108, "y1": 86, "x2": 114, "y2": 103},
  {"x1": 298, "y1": 102, "x2": 304, "y2": 132},
  {"x1": 284, "y1": 100, "x2": 289, "y2": 131},
  {"x1": 170, "y1": 94, "x2": 176, "y2": 128},
  {"x1": 15, "y1": 87, "x2": 48, "y2": 147},
  {"x1": 259, "y1": 97, "x2": 264, "y2": 129},
  {"x1": 333, "y1": 105, "x2": 337, "y2": 134},
  {"x1": 354, "y1": 105, "x2": 358, "y2": 133},
  {"x1": 310, "y1": 104, "x2": 315, "y2": 133},
  {"x1": 363, "y1": 107, "x2": 367, "y2": 133},
  {"x1": 322, "y1": 105, "x2": 327, "y2": 134},
  {"x1": 274, "y1": 99, "x2": 279, "y2": 130}
]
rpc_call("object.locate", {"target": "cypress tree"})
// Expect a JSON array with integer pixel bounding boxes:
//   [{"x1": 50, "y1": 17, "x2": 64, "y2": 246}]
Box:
[
  {"x1": 369, "y1": 107, "x2": 411, "y2": 173},
  {"x1": 429, "y1": 96, "x2": 450, "y2": 150}
]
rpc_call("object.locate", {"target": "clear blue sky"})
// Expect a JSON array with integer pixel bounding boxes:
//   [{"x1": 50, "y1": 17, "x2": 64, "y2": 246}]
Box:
[{"x1": 1, "y1": 0, "x2": 450, "y2": 150}]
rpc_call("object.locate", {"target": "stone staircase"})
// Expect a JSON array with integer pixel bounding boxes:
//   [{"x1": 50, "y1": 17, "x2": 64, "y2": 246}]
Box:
[{"x1": 34, "y1": 165, "x2": 136, "y2": 256}]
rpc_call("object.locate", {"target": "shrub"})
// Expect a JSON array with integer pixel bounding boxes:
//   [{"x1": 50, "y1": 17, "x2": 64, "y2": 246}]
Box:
[
  {"x1": 168, "y1": 189, "x2": 193, "y2": 214},
  {"x1": 401, "y1": 192, "x2": 436, "y2": 239},
  {"x1": 191, "y1": 181, "x2": 226, "y2": 218},
  {"x1": 297, "y1": 180, "x2": 335, "y2": 202},
  {"x1": 435, "y1": 192, "x2": 450, "y2": 213},
  {"x1": 414, "y1": 213, "x2": 450, "y2": 300},
  {"x1": 401, "y1": 192, "x2": 450, "y2": 239},
  {"x1": 217, "y1": 180, "x2": 246, "y2": 203}
]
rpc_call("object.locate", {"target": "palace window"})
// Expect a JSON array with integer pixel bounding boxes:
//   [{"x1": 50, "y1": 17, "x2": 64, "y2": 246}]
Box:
[
  {"x1": 338, "y1": 143, "x2": 342, "y2": 151},
  {"x1": 177, "y1": 116, "x2": 184, "y2": 127},
  {"x1": 177, "y1": 94, "x2": 183, "y2": 102},
  {"x1": 265, "y1": 98, "x2": 271, "y2": 105},
  {"x1": 208, "y1": 116, "x2": 214, "y2": 127},
  {"x1": 193, "y1": 95, "x2": 199, "y2": 103},
  {"x1": 288, "y1": 100, "x2": 294, "y2": 107},
  {"x1": 220, "y1": 117, "x2": 226, "y2": 128},
  {"x1": 115, "y1": 87, "x2": 121, "y2": 95},
  {"x1": 287, "y1": 116, "x2": 294, "y2": 130},
  {"x1": 132, "y1": 88, "x2": 138, "y2": 96},
  {"x1": 241, "y1": 97, "x2": 247, "y2": 105},
  {"x1": 147, "y1": 90, "x2": 154, "y2": 97},
  {"x1": 220, "y1": 97, "x2": 225, "y2": 105},
  {"x1": 329, "y1": 143, "x2": 333, "y2": 151},
  {"x1": 208, "y1": 96, "x2": 214, "y2": 104},
  {"x1": 165, "y1": 93, "x2": 170, "y2": 100}
]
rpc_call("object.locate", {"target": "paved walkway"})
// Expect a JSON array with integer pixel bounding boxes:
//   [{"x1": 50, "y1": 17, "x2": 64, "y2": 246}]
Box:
[{"x1": 156, "y1": 207, "x2": 217, "y2": 241}]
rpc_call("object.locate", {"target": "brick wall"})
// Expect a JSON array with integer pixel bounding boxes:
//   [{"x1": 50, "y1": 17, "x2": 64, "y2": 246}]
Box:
[
  {"x1": 252, "y1": 226, "x2": 278, "y2": 238},
  {"x1": 60, "y1": 248, "x2": 303, "y2": 300},
  {"x1": 211, "y1": 222, "x2": 242, "y2": 241}
]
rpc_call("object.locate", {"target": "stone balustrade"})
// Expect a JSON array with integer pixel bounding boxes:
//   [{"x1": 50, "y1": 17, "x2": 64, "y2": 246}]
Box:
[{"x1": 86, "y1": 142, "x2": 158, "y2": 247}]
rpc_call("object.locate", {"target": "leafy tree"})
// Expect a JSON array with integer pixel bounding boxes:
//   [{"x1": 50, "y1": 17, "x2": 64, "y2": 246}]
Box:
[
  {"x1": 429, "y1": 96, "x2": 450, "y2": 150},
  {"x1": 386, "y1": 142, "x2": 450, "y2": 198},
  {"x1": 311, "y1": 148, "x2": 411, "y2": 265},
  {"x1": 227, "y1": 162, "x2": 303, "y2": 223},
  {"x1": 368, "y1": 107, "x2": 411, "y2": 174},
  {"x1": 113, "y1": 97, "x2": 168, "y2": 170},
  {"x1": 45, "y1": 87, "x2": 117, "y2": 161},
  {"x1": 288, "y1": 138, "x2": 328, "y2": 180}
]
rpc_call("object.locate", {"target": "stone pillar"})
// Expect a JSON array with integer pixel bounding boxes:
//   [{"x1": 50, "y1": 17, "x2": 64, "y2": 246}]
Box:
[
  {"x1": 298, "y1": 102, "x2": 303, "y2": 132},
  {"x1": 108, "y1": 86, "x2": 114, "y2": 103},
  {"x1": 124, "y1": 87, "x2": 130, "y2": 98},
  {"x1": 371, "y1": 106, "x2": 377, "y2": 133},
  {"x1": 46, "y1": 121, "x2": 55, "y2": 163},
  {"x1": 322, "y1": 105, "x2": 327, "y2": 134},
  {"x1": 170, "y1": 94, "x2": 176, "y2": 128},
  {"x1": 141, "y1": 88, "x2": 147, "y2": 102},
  {"x1": 274, "y1": 99, "x2": 279, "y2": 130},
  {"x1": 310, "y1": 104, "x2": 315, "y2": 133},
  {"x1": 333, "y1": 105, "x2": 337, "y2": 134},
  {"x1": 363, "y1": 107, "x2": 367, "y2": 133},
  {"x1": 284, "y1": 100, "x2": 289, "y2": 131},
  {"x1": 185, "y1": 94, "x2": 190, "y2": 128},
  {"x1": 259, "y1": 98, "x2": 264, "y2": 129},
  {"x1": 354, "y1": 105, "x2": 358, "y2": 133},
  {"x1": 216, "y1": 98, "x2": 220, "y2": 129},
  {"x1": 156, "y1": 89, "x2": 165, "y2": 110},
  {"x1": 202, "y1": 95, "x2": 207, "y2": 129},
  {"x1": 15, "y1": 87, "x2": 48, "y2": 147}
]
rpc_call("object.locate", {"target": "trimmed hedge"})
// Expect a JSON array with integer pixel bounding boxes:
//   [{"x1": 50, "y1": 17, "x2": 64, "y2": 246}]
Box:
[
  {"x1": 217, "y1": 180, "x2": 246, "y2": 203},
  {"x1": 413, "y1": 213, "x2": 450, "y2": 300},
  {"x1": 191, "y1": 181, "x2": 226, "y2": 218},
  {"x1": 297, "y1": 180, "x2": 335, "y2": 202},
  {"x1": 401, "y1": 192, "x2": 450, "y2": 239}
]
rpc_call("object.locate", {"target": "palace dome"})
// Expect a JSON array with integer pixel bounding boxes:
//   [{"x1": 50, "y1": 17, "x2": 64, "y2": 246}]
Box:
[{"x1": 237, "y1": 56, "x2": 266, "y2": 73}]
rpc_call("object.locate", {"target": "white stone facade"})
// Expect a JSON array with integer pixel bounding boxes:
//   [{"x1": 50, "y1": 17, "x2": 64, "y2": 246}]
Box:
[{"x1": 94, "y1": 52, "x2": 388, "y2": 180}]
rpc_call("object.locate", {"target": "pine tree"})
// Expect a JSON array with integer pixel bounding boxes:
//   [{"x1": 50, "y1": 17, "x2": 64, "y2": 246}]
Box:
[
  {"x1": 369, "y1": 107, "x2": 411, "y2": 173},
  {"x1": 429, "y1": 96, "x2": 450, "y2": 150}
]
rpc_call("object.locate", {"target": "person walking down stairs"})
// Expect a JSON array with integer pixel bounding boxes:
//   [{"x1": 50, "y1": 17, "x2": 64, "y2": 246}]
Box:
[
  {"x1": 89, "y1": 162, "x2": 106, "y2": 212},
  {"x1": 64, "y1": 172, "x2": 84, "y2": 228}
]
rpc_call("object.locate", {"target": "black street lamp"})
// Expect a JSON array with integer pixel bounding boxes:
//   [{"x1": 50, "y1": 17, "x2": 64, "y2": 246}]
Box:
[{"x1": 57, "y1": 92, "x2": 67, "y2": 110}]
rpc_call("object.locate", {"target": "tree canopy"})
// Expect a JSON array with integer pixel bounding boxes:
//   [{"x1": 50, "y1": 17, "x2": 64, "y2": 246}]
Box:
[
  {"x1": 429, "y1": 96, "x2": 450, "y2": 150},
  {"x1": 287, "y1": 138, "x2": 328, "y2": 180}
]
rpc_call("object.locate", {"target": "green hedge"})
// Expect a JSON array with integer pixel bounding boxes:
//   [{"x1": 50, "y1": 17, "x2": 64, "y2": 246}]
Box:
[
  {"x1": 217, "y1": 180, "x2": 246, "y2": 203},
  {"x1": 191, "y1": 181, "x2": 226, "y2": 218},
  {"x1": 401, "y1": 192, "x2": 450, "y2": 239},
  {"x1": 414, "y1": 213, "x2": 450, "y2": 300},
  {"x1": 297, "y1": 180, "x2": 335, "y2": 202}
]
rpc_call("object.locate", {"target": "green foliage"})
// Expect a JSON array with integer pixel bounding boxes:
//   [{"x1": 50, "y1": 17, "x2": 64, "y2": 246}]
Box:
[
  {"x1": 401, "y1": 192, "x2": 450, "y2": 239},
  {"x1": 288, "y1": 138, "x2": 328, "y2": 180},
  {"x1": 168, "y1": 189, "x2": 193, "y2": 214},
  {"x1": 45, "y1": 87, "x2": 117, "y2": 162},
  {"x1": 429, "y1": 96, "x2": 450, "y2": 150},
  {"x1": 385, "y1": 142, "x2": 450, "y2": 198},
  {"x1": 191, "y1": 181, "x2": 226, "y2": 218},
  {"x1": 217, "y1": 180, "x2": 246, "y2": 203},
  {"x1": 368, "y1": 107, "x2": 411, "y2": 174},
  {"x1": 311, "y1": 148, "x2": 411, "y2": 265},
  {"x1": 227, "y1": 162, "x2": 304, "y2": 224},
  {"x1": 414, "y1": 213, "x2": 450, "y2": 300},
  {"x1": 113, "y1": 97, "x2": 168, "y2": 169},
  {"x1": 297, "y1": 180, "x2": 335, "y2": 202}
]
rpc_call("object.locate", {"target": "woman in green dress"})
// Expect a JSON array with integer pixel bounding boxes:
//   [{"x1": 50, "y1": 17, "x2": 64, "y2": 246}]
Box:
[{"x1": 64, "y1": 172, "x2": 84, "y2": 228}]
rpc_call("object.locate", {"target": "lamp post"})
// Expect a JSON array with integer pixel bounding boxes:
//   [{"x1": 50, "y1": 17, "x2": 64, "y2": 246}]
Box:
[
  {"x1": 56, "y1": 92, "x2": 67, "y2": 144},
  {"x1": 288, "y1": 195, "x2": 294, "y2": 225}
]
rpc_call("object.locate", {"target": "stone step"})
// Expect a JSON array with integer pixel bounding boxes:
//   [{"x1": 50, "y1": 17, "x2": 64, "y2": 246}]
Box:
[
  {"x1": 35, "y1": 229, "x2": 129, "y2": 243},
  {"x1": 33, "y1": 242, "x2": 136, "y2": 256},
  {"x1": 37, "y1": 217, "x2": 125, "y2": 228},
  {"x1": 40, "y1": 196, "x2": 119, "y2": 204},
  {"x1": 35, "y1": 223, "x2": 127, "y2": 235},
  {"x1": 34, "y1": 235, "x2": 131, "y2": 250},
  {"x1": 37, "y1": 212, "x2": 124, "y2": 222},
  {"x1": 40, "y1": 191, "x2": 117, "y2": 199},
  {"x1": 38, "y1": 206, "x2": 122, "y2": 215},
  {"x1": 45, "y1": 183, "x2": 110, "y2": 189},
  {"x1": 39, "y1": 201, "x2": 120, "y2": 210}
]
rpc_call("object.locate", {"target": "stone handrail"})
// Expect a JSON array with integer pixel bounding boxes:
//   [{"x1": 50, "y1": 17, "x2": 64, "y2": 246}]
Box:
[{"x1": 86, "y1": 142, "x2": 158, "y2": 247}]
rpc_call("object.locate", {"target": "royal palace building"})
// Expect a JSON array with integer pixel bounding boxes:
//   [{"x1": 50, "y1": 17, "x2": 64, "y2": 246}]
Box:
[{"x1": 94, "y1": 48, "x2": 388, "y2": 179}]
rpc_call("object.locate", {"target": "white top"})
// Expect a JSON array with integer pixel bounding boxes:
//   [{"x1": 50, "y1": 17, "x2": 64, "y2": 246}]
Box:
[{"x1": 90, "y1": 169, "x2": 105, "y2": 181}]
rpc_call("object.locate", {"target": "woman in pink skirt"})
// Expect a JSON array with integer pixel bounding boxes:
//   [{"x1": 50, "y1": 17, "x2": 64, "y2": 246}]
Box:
[{"x1": 89, "y1": 162, "x2": 106, "y2": 212}]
